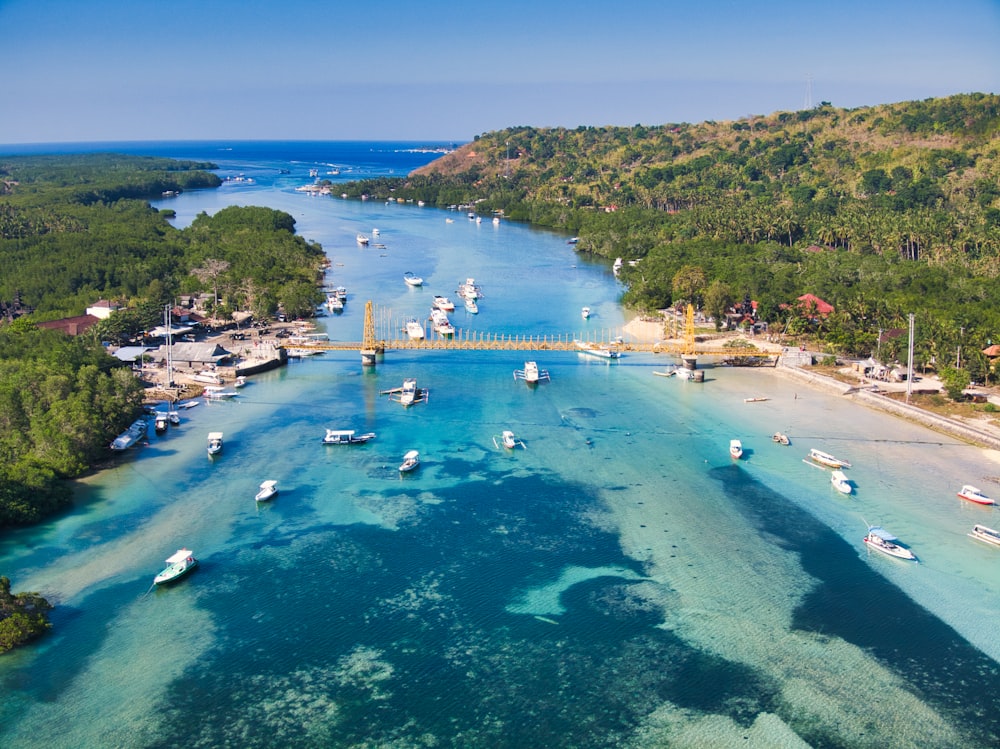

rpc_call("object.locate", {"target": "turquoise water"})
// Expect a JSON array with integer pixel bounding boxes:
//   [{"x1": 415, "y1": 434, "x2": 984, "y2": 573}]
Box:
[{"x1": 2, "y1": 143, "x2": 1000, "y2": 748}]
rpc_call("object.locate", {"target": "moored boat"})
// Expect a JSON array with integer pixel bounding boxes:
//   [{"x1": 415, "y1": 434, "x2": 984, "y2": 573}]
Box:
[
  {"x1": 110, "y1": 418, "x2": 148, "y2": 451},
  {"x1": 203, "y1": 386, "x2": 239, "y2": 400},
  {"x1": 808, "y1": 448, "x2": 851, "y2": 469},
  {"x1": 969, "y1": 524, "x2": 1000, "y2": 547},
  {"x1": 831, "y1": 470, "x2": 852, "y2": 494},
  {"x1": 581, "y1": 306, "x2": 591, "y2": 319},
  {"x1": 153, "y1": 549, "x2": 198, "y2": 585},
  {"x1": 514, "y1": 361, "x2": 550, "y2": 385},
  {"x1": 494, "y1": 430, "x2": 525, "y2": 450},
  {"x1": 729, "y1": 439, "x2": 743, "y2": 459},
  {"x1": 399, "y1": 450, "x2": 420, "y2": 473},
  {"x1": 254, "y1": 480, "x2": 279, "y2": 502},
  {"x1": 356, "y1": 233, "x2": 370, "y2": 245},
  {"x1": 772, "y1": 432, "x2": 790, "y2": 445},
  {"x1": 192, "y1": 370, "x2": 223, "y2": 385},
  {"x1": 574, "y1": 339, "x2": 621, "y2": 360},
  {"x1": 464, "y1": 296, "x2": 478, "y2": 313},
  {"x1": 405, "y1": 318, "x2": 425, "y2": 340},
  {"x1": 863, "y1": 526, "x2": 917, "y2": 561},
  {"x1": 432, "y1": 295, "x2": 455, "y2": 311},
  {"x1": 154, "y1": 412, "x2": 168, "y2": 433},
  {"x1": 322, "y1": 429, "x2": 376, "y2": 445},
  {"x1": 207, "y1": 431, "x2": 223, "y2": 456},
  {"x1": 404, "y1": 272, "x2": 423, "y2": 287},
  {"x1": 382, "y1": 378, "x2": 428, "y2": 407},
  {"x1": 957, "y1": 484, "x2": 995, "y2": 505}
]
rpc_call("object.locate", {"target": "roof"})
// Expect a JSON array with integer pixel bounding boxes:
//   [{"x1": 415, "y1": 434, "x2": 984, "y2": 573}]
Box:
[
  {"x1": 868, "y1": 527, "x2": 898, "y2": 541},
  {"x1": 152, "y1": 342, "x2": 233, "y2": 363},
  {"x1": 796, "y1": 294, "x2": 834, "y2": 315},
  {"x1": 37, "y1": 314, "x2": 101, "y2": 335},
  {"x1": 113, "y1": 346, "x2": 153, "y2": 362},
  {"x1": 982, "y1": 345, "x2": 1000, "y2": 357}
]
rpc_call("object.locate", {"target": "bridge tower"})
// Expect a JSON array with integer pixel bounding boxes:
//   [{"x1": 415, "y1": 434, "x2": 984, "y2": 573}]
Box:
[
  {"x1": 361, "y1": 300, "x2": 380, "y2": 367},
  {"x1": 681, "y1": 303, "x2": 698, "y2": 370}
]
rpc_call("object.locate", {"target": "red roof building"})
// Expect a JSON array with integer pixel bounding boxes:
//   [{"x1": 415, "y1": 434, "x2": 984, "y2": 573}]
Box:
[{"x1": 796, "y1": 294, "x2": 834, "y2": 316}]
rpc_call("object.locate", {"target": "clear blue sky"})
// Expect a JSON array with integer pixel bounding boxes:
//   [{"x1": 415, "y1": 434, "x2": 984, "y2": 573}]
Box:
[{"x1": 1, "y1": 0, "x2": 998, "y2": 144}]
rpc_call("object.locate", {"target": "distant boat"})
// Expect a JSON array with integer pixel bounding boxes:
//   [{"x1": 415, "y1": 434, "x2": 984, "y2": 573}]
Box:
[
  {"x1": 433, "y1": 295, "x2": 455, "y2": 311},
  {"x1": 744, "y1": 396, "x2": 769, "y2": 403},
  {"x1": 154, "y1": 412, "x2": 168, "y2": 433},
  {"x1": 494, "y1": 430, "x2": 526, "y2": 450},
  {"x1": 772, "y1": 432, "x2": 790, "y2": 446},
  {"x1": 167, "y1": 410, "x2": 181, "y2": 426},
  {"x1": 322, "y1": 429, "x2": 376, "y2": 445},
  {"x1": 192, "y1": 370, "x2": 223, "y2": 385},
  {"x1": 153, "y1": 548, "x2": 198, "y2": 585},
  {"x1": 255, "y1": 480, "x2": 279, "y2": 502},
  {"x1": 372, "y1": 228, "x2": 380, "y2": 236},
  {"x1": 957, "y1": 484, "x2": 995, "y2": 505},
  {"x1": 382, "y1": 378, "x2": 428, "y2": 407},
  {"x1": 110, "y1": 418, "x2": 147, "y2": 451},
  {"x1": 464, "y1": 297, "x2": 478, "y2": 314},
  {"x1": 398, "y1": 450, "x2": 420, "y2": 473},
  {"x1": 356, "y1": 233, "x2": 370, "y2": 245},
  {"x1": 203, "y1": 386, "x2": 238, "y2": 400},
  {"x1": 729, "y1": 439, "x2": 743, "y2": 459},
  {"x1": 574, "y1": 339, "x2": 621, "y2": 360},
  {"x1": 567, "y1": 237, "x2": 579, "y2": 245},
  {"x1": 404, "y1": 272, "x2": 423, "y2": 287},
  {"x1": 808, "y1": 448, "x2": 851, "y2": 469},
  {"x1": 581, "y1": 306, "x2": 591, "y2": 319},
  {"x1": 830, "y1": 470, "x2": 852, "y2": 494},
  {"x1": 863, "y1": 526, "x2": 916, "y2": 561},
  {"x1": 207, "y1": 431, "x2": 224, "y2": 456},
  {"x1": 969, "y1": 524, "x2": 1000, "y2": 547},
  {"x1": 612, "y1": 257, "x2": 623, "y2": 276}
]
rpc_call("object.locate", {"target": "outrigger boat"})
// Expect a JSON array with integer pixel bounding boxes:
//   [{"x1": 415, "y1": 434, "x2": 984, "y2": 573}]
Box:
[
  {"x1": 494, "y1": 430, "x2": 526, "y2": 450},
  {"x1": 254, "y1": 480, "x2": 279, "y2": 502},
  {"x1": 322, "y1": 429, "x2": 376, "y2": 445},
  {"x1": 863, "y1": 525, "x2": 917, "y2": 561},
  {"x1": 153, "y1": 549, "x2": 198, "y2": 585},
  {"x1": 969, "y1": 524, "x2": 1000, "y2": 547},
  {"x1": 513, "y1": 361, "x2": 550, "y2": 385},
  {"x1": 808, "y1": 448, "x2": 851, "y2": 469},
  {"x1": 398, "y1": 450, "x2": 420, "y2": 473},
  {"x1": 381, "y1": 378, "x2": 428, "y2": 407}
]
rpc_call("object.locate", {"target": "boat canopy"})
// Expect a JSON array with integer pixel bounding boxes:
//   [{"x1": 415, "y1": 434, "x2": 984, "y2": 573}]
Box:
[
  {"x1": 402, "y1": 450, "x2": 419, "y2": 460},
  {"x1": 165, "y1": 549, "x2": 193, "y2": 563},
  {"x1": 867, "y1": 527, "x2": 898, "y2": 541}
]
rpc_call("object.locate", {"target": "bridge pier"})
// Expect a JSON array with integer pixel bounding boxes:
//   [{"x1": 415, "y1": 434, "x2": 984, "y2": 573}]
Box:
[
  {"x1": 361, "y1": 349, "x2": 377, "y2": 367},
  {"x1": 681, "y1": 354, "x2": 698, "y2": 370}
]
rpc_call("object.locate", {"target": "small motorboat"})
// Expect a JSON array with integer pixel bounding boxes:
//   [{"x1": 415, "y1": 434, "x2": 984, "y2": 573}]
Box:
[
  {"x1": 356, "y1": 233, "x2": 370, "y2": 245},
  {"x1": 863, "y1": 526, "x2": 916, "y2": 561},
  {"x1": 957, "y1": 484, "x2": 995, "y2": 505},
  {"x1": 167, "y1": 410, "x2": 181, "y2": 426},
  {"x1": 744, "y1": 396, "x2": 769, "y2": 403},
  {"x1": 154, "y1": 412, "x2": 168, "y2": 433},
  {"x1": 399, "y1": 450, "x2": 420, "y2": 473},
  {"x1": 405, "y1": 318, "x2": 425, "y2": 340},
  {"x1": 255, "y1": 480, "x2": 279, "y2": 502},
  {"x1": 830, "y1": 470, "x2": 852, "y2": 495},
  {"x1": 233, "y1": 376, "x2": 247, "y2": 388},
  {"x1": 808, "y1": 448, "x2": 851, "y2": 469},
  {"x1": 772, "y1": 432, "x2": 790, "y2": 446},
  {"x1": 432, "y1": 295, "x2": 455, "y2": 311},
  {"x1": 729, "y1": 439, "x2": 743, "y2": 459},
  {"x1": 207, "y1": 432, "x2": 224, "y2": 456},
  {"x1": 203, "y1": 386, "x2": 238, "y2": 400},
  {"x1": 153, "y1": 549, "x2": 198, "y2": 585},
  {"x1": 322, "y1": 429, "x2": 376, "y2": 445},
  {"x1": 464, "y1": 297, "x2": 479, "y2": 313},
  {"x1": 581, "y1": 306, "x2": 591, "y2": 319},
  {"x1": 192, "y1": 370, "x2": 223, "y2": 385},
  {"x1": 574, "y1": 340, "x2": 621, "y2": 360},
  {"x1": 969, "y1": 524, "x2": 1000, "y2": 547},
  {"x1": 494, "y1": 430, "x2": 526, "y2": 450},
  {"x1": 404, "y1": 272, "x2": 423, "y2": 287}
]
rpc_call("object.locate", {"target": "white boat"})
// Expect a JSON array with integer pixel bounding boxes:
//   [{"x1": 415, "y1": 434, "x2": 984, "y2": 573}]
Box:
[
  {"x1": 405, "y1": 318, "x2": 425, "y2": 340},
  {"x1": 744, "y1": 396, "x2": 769, "y2": 403},
  {"x1": 772, "y1": 432, "x2": 790, "y2": 445},
  {"x1": 494, "y1": 430, "x2": 525, "y2": 450},
  {"x1": 322, "y1": 429, "x2": 376, "y2": 444},
  {"x1": 326, "y1": 293, "x2": 344, "y2": 312},
  {"x1": 110, "y1": 418, "x2": 147, "y2": 451},
  {"x1": 203, "y1": 386, "x2": 238, "y2": 400},
  {"x1": 492, "y1": 216, "x2": 500, "y2": 225},
  {"x1": 612, "y1": 257, "x2": 623, "y2": 276},
  {"x1": 969, "y1": 524, "x2": 1000, "y2": 547},
  {"x1": 675, "y1": 367, "x2": 694, "y2": 380},
  {"x1": 574, "y1": 340, "x2": 621, "y2": 360},
  {"x1": 831, "y1": 470, "x2": 852, "y2": 494},
  {"x1": 404, "y1": 272, "x2": 423, "y2": 287},
  {"x1": 356, "y1": 233, "x2": 370, "y2": 245},
  {"x1": 153, "y1": 548, "x2": 198, "y2": 585},
  {"x1": 399, "y1": 450, "x2": 420, "y2": 473},
  {"x1": 334, "y1": 286, "x2": 348, "y2": 301},
  {"x1": 372, "y1": 228, "x2": 380, "y2": 236},
  {"x1": 430, "y1": 309, "x2": 454, "y2": 335},
  {"x1": 863, "y1": 526, "x2": 917, "y2": 561},
  {"x1": 513, "y1": 361, "x2": 550, "y2": 384},
  {"x1": 154, "y1": 412, "x2": 168, "y2": 433},
  {"x1": 464, "y1": 297, "x2": 478, "y2": 313},
  {"x1": 808, "y1": 448, "x2": 851, "y2": 469},
  {"x1": 729, "y1": 439, "x2": 743, "y2": 459},
  {"x1": 433, "y1": 295, "x2": 455, "y2": 311},
  {"x1": 957, "y1": 484, "x2": 995, "y2": 505},
  {"x1": 233, "y1": 376, "x2": 247, "y2": 388},
  {"x1": 457, "y1": 278, "x2": 482, "y2": 300},
  {"x1": 192, "y1": 370, "x2": 223, "y2": 385},
  {"x1": 581, "y1": 306, "x2": 591, "y2": 319},
  {"x1": 167, "y1": 410, "x2": 181, "y2": 426},
  {"x1": 254, "y1": 480, "x2": 279, "y2": 502},
  {"x1": 207, "y1": 432, "x2": 224, "y2": 456}
]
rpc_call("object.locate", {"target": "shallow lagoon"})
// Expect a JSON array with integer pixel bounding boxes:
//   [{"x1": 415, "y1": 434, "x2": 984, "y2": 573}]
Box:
[{"x1": 2, "y1": 143, "x2": 999, "y2": 748}]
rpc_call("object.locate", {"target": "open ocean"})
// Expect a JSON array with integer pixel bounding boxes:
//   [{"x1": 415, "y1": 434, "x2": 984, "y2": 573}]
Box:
[{"x1": 1, "y1": 141, "x2": 999, "y2": 748}]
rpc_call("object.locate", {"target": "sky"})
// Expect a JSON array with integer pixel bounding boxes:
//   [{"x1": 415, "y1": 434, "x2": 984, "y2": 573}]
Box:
[{"x1": 1, "y1": 0, "x2": 998, "y2": 145}]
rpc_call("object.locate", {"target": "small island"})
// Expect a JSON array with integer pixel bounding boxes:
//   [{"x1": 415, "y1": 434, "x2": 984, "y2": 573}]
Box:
[{"x1": 0, "y1": 576, "x2": 53, "y2": 654}]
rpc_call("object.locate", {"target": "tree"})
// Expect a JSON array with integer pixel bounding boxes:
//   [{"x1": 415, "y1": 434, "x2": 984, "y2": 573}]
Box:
[
  {"x1": 703, "y1": 280, "x2": 734, "y2": 331},
  {"x1": 939, "y1": 366, "x2": 971, "y2": 401},
  {"x1": 672, "y1": 265, "x2": 707, "y2": 308},
  {"x1": 190, "y1": 258, "x2": 231, "y2": 307}
]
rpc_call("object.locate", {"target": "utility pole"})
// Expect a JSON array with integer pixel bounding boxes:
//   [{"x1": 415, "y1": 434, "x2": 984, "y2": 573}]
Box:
[{"x1": 906, "y1": 313, "x2": 915, "y2": 403}]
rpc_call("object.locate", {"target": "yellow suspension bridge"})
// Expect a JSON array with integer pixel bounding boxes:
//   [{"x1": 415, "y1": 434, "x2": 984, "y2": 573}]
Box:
[{"x1": 286, "y1": 302, "x2": 776, "y2": 367}]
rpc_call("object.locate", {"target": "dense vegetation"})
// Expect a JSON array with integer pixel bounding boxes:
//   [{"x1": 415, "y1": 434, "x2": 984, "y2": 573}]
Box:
[
  {"x1": 0, "y1": 576, "x2": 52, "y2": 653},
  {"x1": 0, "y1": 154, "x2": 327, "y2": 529},
  {"x1": 340, "y1": 94, "x2": 1000, "y2": 383}
]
